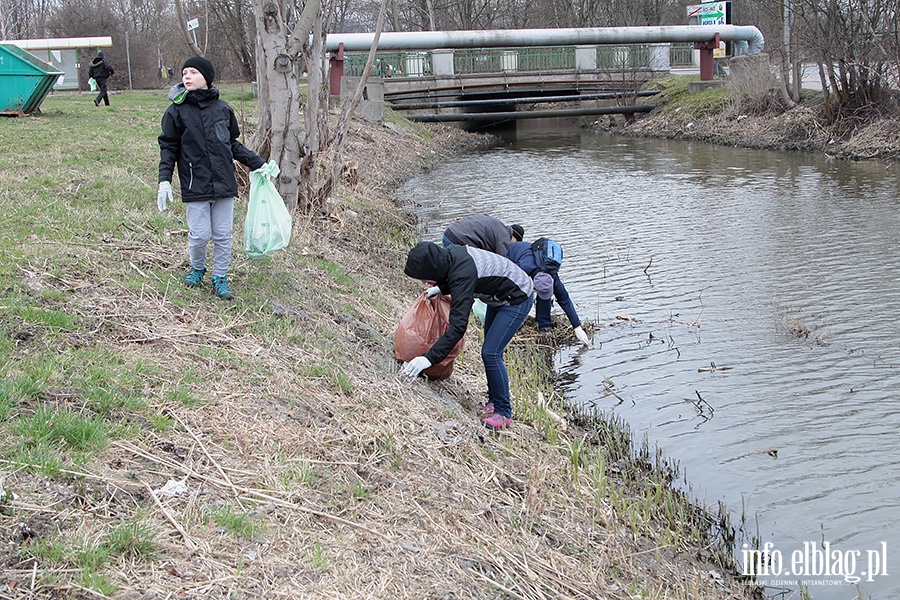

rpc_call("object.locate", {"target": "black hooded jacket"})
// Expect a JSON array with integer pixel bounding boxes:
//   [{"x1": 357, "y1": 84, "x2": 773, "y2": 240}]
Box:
[
  {"x1": 158, "y1": 86, "x2": 265, "y2": 202},
  {"x1": 404, "y1": 242, "x2": 534, "y2": 365},
  {"x1": 89, "y1": 52, "x2": 114, "y2": 82}
]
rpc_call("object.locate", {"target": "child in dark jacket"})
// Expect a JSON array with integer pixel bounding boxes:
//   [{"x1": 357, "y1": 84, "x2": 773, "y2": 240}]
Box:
[
  {"x1": 402, "y1": 241, "x2": 534, "y2": 430},
  {"x1": 88, "y1": 50, "x2": 115, "y2": 107},
  {"x1": 506, "y1": 241, "x2": 590, "y2": 346},
  {"x1": 157, "y1": 56, "x2": 267, "y2": 300}
]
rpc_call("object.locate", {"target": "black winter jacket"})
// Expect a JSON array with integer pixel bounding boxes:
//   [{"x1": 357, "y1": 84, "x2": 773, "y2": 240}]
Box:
[
  {"x1": 89, "y1": 56, "x2": 114, "y2": 81},
  {"x1": 404, "y1": 242, "x2": 534, "y2": 365},
  {"x1": 158, "y1": 85, "x2": 265, "y2": 202}
]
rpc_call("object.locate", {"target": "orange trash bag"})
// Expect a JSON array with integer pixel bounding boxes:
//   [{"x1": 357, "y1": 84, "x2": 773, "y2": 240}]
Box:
[{"x1": 394, "y1": 292, "x2": 465, "y2": 380}]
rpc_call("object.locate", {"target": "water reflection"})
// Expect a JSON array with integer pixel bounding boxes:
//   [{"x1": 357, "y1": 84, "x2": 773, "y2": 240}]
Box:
[{"x1": 397, "y1": 128, "x2": 900, "y2": 599}]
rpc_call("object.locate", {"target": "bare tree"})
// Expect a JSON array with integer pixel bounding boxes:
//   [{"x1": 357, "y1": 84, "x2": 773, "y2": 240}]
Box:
[
  {"x1": 208, "y1": 0, "x2": 257, "y2": 79},
  {"x1": 250, "y1": 0, "x2": 320, "y2": 211},
  {"x1": 319, "y1": 0, "x2": 388, "y2": 201},
  {"x1": 796, "y1": 0, "x2": 898, "y2": 120},
  {"x1": 173, "y1": 0, "x2": 204, "y2": 54}
]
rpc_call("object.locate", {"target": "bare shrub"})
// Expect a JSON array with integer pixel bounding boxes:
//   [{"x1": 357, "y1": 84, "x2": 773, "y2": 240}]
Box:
[{"x1": 727, "y1": 53, "x2": 783, "y2": 115}]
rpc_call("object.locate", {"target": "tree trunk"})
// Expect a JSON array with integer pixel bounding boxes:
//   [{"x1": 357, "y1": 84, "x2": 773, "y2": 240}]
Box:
[
  {"x1": 300, "y1": 13, "x2": 327, "y2": 212},
  {"x1": 173, "y1": 0, "x2": 203, "y2": 55},
  {"x1": 251, "y1": 0, "x2": 318, "y2": 212}
]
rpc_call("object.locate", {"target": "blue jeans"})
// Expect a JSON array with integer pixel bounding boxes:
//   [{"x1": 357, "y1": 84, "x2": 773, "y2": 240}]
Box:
[
  {"x1": 441, "y1": 233, "x2": 455, "y2": 248},
  {"x1": 482, "y1": 296, "x2": 534, "y2": 418}
]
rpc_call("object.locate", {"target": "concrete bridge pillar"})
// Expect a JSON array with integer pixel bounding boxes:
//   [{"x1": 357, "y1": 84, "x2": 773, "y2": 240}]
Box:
[
  {"x1": 648, "y1": 43, "x2": 670, "y2": 71},
  {"x1": 432, "y1": 49, "x2": 454, "y2": 76},
  {"x1": 501, "y1": 50, "x2": 518, "y2": 72},
  {"x1": 575, "y1": 46, "x2": 597, "y2": 71},
  {"x1": 431, "y1": 50, "x2": 453, "y2": 77}
]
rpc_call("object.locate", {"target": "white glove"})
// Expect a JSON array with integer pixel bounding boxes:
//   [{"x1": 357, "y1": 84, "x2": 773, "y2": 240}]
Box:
[
  {"x1": 157, "y1": 181, "x2": 173, "y2": 211},
  {"x1": 402, "y1": 356, "x2": 432, "y2": 378},
  {"x1": 574, "y1": 326, "x2": 590, "y2": 347},
  {"x1": 425, "y1": 286, "x2": 442, "y2": 299}
]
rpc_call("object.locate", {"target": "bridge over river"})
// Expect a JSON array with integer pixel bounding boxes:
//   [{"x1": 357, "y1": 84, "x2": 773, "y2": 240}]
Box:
[{"x1": 324, "y1": 26, "x2": 765, "y2": 124}]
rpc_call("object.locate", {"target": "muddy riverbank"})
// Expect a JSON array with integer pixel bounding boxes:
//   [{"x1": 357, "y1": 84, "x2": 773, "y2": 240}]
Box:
[{"x1": 613, "y1": 74, "x2": 900, "y2": 162}]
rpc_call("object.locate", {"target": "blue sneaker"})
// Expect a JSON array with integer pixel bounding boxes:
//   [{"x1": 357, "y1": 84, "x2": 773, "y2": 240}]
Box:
[
  {"x1": 212, "y1": 275, "x2": 234, "y2": 300},
  {"x1": 185, "y1": 267, "x2": 206, "y2": 287}
]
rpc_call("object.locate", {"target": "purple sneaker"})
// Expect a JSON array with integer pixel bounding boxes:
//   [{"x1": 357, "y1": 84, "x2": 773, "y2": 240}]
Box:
[
  {"x1": 477, "y1": 402, "x2": 494, "y2": 417},
  {"x1": 482, "y1": 414, "x2": 512, "y2": 430}
]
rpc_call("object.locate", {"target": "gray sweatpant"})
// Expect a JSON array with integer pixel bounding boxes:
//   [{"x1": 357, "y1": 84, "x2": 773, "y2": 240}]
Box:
[{"x1": 186, "y1": 198, "x2": 234, "y2": 278}]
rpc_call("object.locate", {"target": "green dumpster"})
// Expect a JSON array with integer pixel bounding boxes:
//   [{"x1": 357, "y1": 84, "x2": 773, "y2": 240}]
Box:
[{"x1": 0, "y1": 43, "x2": 64, "y2": 115}]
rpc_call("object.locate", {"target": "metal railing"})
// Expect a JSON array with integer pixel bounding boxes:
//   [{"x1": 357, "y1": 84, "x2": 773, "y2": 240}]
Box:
[
  {"x1": 670, "y1": 43, "x2": 696, "y2": 67},
  {"x1": 341, "y1": 43, "x2": 687, "y2": 77},
  {"x1": 343, "y1": 51, "x2": 432, "y2": 77},
  {"x1": 596, "y1": 45, "x2": 653, "y2": 69},
  {"x1": 454, "y1": 46, "x2": 575, "y2": 74}
]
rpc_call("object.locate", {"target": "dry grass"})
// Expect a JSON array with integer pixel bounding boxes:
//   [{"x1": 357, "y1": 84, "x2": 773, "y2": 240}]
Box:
[
  {"x1": 623, "y1": 70, "x2": 900, "y2": 160},
  {"x1": 0, "y1": 89, "x2": 758, "y2": 599}
]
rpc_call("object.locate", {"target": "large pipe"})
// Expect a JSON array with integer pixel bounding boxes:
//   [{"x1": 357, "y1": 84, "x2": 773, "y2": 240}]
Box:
[{"x1": 325, "y1": 26, "x2": 764, "y2": 53}]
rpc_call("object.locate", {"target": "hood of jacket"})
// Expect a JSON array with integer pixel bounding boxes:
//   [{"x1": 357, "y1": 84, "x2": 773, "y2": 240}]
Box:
[
  {"x1": 168, "y1": 83, "x2": 219, "y2": 106},
  {"x1": 167, "y1": 83, "x2": 188, "y2": 104},
  {"x1": 404, "y1": 241, "x2": 450, "y2": 282}
]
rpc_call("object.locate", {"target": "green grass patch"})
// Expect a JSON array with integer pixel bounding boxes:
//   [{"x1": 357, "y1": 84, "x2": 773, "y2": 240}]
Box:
[
  {"x1": 645, "y1": 74, "x2": 730, "y2": 118},
  {"x1": 383, "y1": 106, "x2": 433, "y2": 140},
  {"x1": 106, "y1": 516, "x2": 158, "y2": 560},
  {"x1": 208, "y1": 504, "x2": 262, "y2": 539},
  {"x1": 16, "y1": 407, "x2": 111, "y2": 452}
]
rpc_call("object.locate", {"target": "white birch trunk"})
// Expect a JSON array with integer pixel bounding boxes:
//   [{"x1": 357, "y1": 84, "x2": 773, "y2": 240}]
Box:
[{"x1": 253, "y1": 0, "x2": 305, "y2": 211}]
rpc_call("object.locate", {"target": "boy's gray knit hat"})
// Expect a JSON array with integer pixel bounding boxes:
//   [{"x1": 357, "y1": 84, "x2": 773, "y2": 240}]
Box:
[{"x1": 182, "y1": 55, "x2": 215, "y2": 85}]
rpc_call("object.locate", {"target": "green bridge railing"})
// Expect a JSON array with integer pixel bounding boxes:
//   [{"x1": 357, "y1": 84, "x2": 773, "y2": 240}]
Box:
[{"x1": 342, "y1": 44, "x2": 692, "y2": 77}]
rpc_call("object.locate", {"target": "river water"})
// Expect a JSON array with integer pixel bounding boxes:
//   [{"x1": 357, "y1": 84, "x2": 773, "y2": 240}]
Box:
[{"x1": 395, "y1": 124, "x2": 900, "y2": 600}]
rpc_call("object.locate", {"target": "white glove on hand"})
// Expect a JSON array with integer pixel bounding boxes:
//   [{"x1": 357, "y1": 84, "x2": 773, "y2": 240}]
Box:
[
  {"x1": 425, "y1": 286, "x2": 442, "y2": 299},
  {"x1": 574, "y1": 326, "x2": 590, "y2": 347},
  {"x1": 402, "y1": 356, "x2": 432, "y2": 378},
  {"x1": 157, "y1": 181, "x2": 173, "y2": 211}
]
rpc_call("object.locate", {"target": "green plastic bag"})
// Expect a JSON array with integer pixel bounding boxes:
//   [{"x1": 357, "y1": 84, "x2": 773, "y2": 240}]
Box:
[
  {"x1": 244, "y1": 162, "x2": 292, "y2": 260},
  {"x1": 88, "y1": 77, "x2": 98, "y2": 92},
  {"x1": 472, "y1": 298, "x2": 487, "y2": 325}
]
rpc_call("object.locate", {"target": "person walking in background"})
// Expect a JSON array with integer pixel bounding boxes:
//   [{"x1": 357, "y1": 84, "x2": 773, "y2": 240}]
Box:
[
  {"x1": 402, "y1": 241, "x2": 534, "y2": 430},
  {"x1": 442, "y1": 214, "x2": 524, "y2": 256},
  {"x1": 156, "y1": 55, "x2": 268, "y2": 300},
  {"x1": 507, "y1": 240, "x2": 590, "y2": 346},
  {"x1": 88, "y1": 50, "x2": 115, "y2": 106}
]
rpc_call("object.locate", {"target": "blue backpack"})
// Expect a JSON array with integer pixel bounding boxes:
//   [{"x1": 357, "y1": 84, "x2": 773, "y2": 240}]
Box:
[{"x1": 531, "y1": 237, "x2": 563, "y2": 275}]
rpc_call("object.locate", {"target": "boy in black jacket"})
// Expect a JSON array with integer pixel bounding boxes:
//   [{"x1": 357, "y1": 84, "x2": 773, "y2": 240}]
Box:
[
  {"x1": 157, "y1": 56, "x2": 267, "y2": 300},
  {"x1": 88, "y1": 50, "x2": 114, "y2": 106}
]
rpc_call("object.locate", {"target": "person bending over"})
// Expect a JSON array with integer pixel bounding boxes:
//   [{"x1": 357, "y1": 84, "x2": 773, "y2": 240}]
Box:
[{"x1": 402, "y1": 241, "x2": 534, "y2": 430}]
